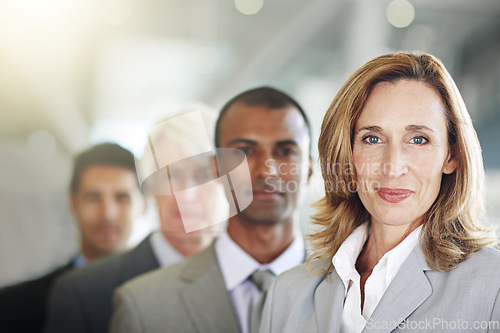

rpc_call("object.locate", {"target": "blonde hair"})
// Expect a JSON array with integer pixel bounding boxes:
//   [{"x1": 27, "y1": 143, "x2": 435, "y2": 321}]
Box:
[
  {"x1": 137, "y1": 103, "x2": 218, "y2": 194},
  {"x1": 309, "y1": 52, "x2": 496, "y2": 274}
]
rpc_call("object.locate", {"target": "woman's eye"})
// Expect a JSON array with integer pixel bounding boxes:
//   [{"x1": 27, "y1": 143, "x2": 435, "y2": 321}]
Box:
[
  {"x1": 362, "y1": 135, "x2": 381, "y2": 144},
  {"x1": 410, "y1": 136, "x2": 428, "y2": 145}
]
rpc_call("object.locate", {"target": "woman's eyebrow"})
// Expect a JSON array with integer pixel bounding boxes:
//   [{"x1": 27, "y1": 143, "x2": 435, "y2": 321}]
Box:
[
  {"x1": 355, "y1": 125, "x2": 437, "y2": 135},
  {"x1": 405, "y1": 124, "x2": 436, "y2": 133},
  {"x1": 355, "y1": 125, "x2": 382, "y2": 135}
]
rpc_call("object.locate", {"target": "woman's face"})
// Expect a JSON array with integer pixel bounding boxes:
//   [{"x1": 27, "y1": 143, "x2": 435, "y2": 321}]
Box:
[{"x1": 352, "y1": 79, "x2": 457, "y2": 229}]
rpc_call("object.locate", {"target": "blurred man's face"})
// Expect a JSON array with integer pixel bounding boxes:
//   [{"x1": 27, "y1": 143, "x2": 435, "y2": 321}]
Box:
[
  {"x1": 71, "y1": 165, "x2": 145, "y2": 260},
  {"x1": 155, "y1": 152, "x2": 225, "y2": 240},
  {"x1": 218, "y1": 103, "x2": 311, "y2": 225}
]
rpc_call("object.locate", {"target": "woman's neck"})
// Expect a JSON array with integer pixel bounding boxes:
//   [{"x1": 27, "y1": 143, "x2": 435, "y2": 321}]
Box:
[
  {"x1": 363, "y1": 218, "x2": 422, "y2": 267},
  {"x1": 355, "y1": 218, "x2": 422, "y2": 311}
]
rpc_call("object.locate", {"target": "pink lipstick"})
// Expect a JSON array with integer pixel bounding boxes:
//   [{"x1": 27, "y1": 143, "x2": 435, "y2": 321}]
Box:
[{"x1": 376, "y1": 187, "x2": 414, "y2": 203}]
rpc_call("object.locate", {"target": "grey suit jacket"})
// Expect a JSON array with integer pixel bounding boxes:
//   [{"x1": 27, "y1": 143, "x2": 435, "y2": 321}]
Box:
[
  {"x1": 260, "y1": 246, "x2": 500, "y2": 333},
  {"x1": 45, "y1": 235, "x2": 160, "y2": 333},
  {"x1": 110, "y1": 242, "x2": 240, "y2": 333}
]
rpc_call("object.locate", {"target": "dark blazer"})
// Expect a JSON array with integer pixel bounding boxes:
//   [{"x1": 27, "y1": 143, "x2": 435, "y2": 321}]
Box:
[
  {"x1": 45, "y1": 235, "x2": 159, "y2": 333},
  {"x1": 259, "y1": 246, "x2": 500, "y2": 333},
  {"x1": 110, "y1": 243, "x2": 241, "y2": 333},
  {"x1": 0, "y1": 260, "x2": 74, "y2": 333}
]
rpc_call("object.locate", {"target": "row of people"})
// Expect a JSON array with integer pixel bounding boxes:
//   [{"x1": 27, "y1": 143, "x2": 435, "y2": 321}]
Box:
[
  {"x1": 1, "y1": 51, "x2": 499, "y2": 333},
  {"x1": 1, "y1": 85, "x2": 312, "y2": 333}
]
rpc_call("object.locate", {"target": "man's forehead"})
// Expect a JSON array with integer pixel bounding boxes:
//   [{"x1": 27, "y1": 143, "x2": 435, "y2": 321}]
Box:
[
  {"x1": 77, "y1": 182, "x2": 139, "y2": 197},
  {"x1": 78, "y1": 166, "x2": 138, "y2": 187},
  {"x1": 219, "y1": 104, "x2": 309, "y2": 138},
  {"x1": 224, "y1": 101, "x2": 299, "y2": 118}
]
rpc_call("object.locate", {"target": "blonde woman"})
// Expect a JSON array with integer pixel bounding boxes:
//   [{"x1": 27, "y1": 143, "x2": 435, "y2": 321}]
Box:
[{"x1": 259, "y1": 53, "x2": 500, "y2": 332}]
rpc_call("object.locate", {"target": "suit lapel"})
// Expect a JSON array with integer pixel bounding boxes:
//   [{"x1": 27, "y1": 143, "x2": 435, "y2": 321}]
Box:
[
  {"x1": 120, "y1": 234, "x2": 160, "y2": 278},
  {"x1": 179, "y1": 243, "x2": 240, "y2": 333},
  {"x1": 314, "y1": 267, "x2": 345, "y2": 332},
  {"x1": 363, "y1": 247, "x2": 432, "y2": 332}
]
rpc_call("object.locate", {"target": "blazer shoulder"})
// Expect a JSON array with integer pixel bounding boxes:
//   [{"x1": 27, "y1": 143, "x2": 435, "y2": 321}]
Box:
[
  {"x1": 474, "y1": 246, "x2": 500, "y2": 259},
  {"x1": 0, "y1": 262, "x2": 72, "y2": 303},
  {"x1": 276, "y1": 263, "x2": 311, "y2": 282},
  {"x1": 463, "y1": 246, "x2": 500, "y2": 272},
  {"x1": 426, "y1": 246, "x2": 500, "y2": 294},
  {"x1": 119, "y1": 261, "x2": 182, "y2": 294},
  {"x1": 56, "y1": 236, "x2": 158, "y2": 290},
  {"x1": 272, "y1": 262, "x2": 328, "y2": 296},
  {"x1": 54, "y1": 253, "x2": 124, "y2": 289},
  {"x1": 118, "y1": 244, "x2": 218, "y2": 298}
]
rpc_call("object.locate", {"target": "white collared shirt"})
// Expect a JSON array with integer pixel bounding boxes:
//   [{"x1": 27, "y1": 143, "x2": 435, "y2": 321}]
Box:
[
  {"x1": 215, "y1": 230, "x2": 305, "y2": 333},
  {"x1": 332, "y1": 223, "x2": 422, "y2": 333},
  {"x1": 150, "y1": 231, "x2": 184, "y2": 267}
]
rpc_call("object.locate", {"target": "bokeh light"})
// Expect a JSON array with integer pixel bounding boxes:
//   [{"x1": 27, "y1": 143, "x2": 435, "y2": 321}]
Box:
[
  {"x1": 386, "y1": 0, "x2": 415, "y2": 28},
  {"x1": 234, "y1": 0, "x2": 264, "y2": 15}
]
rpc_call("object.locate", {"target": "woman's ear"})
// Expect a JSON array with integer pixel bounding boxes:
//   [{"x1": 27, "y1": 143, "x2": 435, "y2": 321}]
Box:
[{"x1": 443, "y1": 144, "x2": 458, "y2": 175}]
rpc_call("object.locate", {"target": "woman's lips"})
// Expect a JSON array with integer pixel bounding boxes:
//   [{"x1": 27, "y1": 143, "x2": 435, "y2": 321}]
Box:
[{"x1": 376, "y1": 187, "x2": 414, "y2": 203}]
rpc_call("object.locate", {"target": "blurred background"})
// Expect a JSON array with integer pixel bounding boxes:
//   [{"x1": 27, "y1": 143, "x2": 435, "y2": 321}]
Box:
[{"x1": 1, "y1": 0, "x2": 499, "y2": 287}]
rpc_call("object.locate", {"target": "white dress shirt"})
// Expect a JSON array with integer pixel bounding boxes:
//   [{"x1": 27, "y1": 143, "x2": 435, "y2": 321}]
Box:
[
  {"x1": 150, "y1": 231, "x2": 184, "y2": 267},
  {"x1": 332, "y1": 223, "x2": 422, "y2": 333},
  {"x1": 215, "y1": 231, "x2": 305, "y2": 333}
]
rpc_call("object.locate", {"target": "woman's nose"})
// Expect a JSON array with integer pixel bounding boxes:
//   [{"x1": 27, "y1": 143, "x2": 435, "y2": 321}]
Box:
[{"x1": 382, "y1": 144, "x2": 408, "y2": 179}]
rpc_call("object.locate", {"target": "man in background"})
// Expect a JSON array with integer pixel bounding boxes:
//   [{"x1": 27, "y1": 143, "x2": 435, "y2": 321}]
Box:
[
  {"x1": 45, "y1": 108, "x2": 224, "y2": 333},
  {"x1": 0, "y1": 143, "x2": 146, "y2": 333},
  {"x1": 110, "y1": 87, "x2": 313, "y2": 333}
]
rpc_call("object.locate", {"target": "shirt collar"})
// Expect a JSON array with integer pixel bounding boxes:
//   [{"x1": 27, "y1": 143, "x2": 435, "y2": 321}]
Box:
[
  {"x1": 215, "y1": 230, "x2": 305, "y2": 291},
  {"x1": 332, "y1": 223, "x2": 369, "y2": 283},
  {"x1": 332, "y1": 223, "x2": 422, "y2": 289},
  {"x1": 382, "y1": 225, "x2": 422, "y2": 283},
  {"x1": 73, "y1": 252, "x2": 88, "y2": 268},
  {"x1": 150, "y1": 231, "x2": 184, "y2": 267}
]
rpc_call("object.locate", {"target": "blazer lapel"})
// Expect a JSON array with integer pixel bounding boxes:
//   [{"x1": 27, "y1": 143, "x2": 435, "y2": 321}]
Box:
[
  {"x1": 314, "y1": 267, "x2": 345, "y2": 332},
  {"x1": 179, "y1": 243, "x2": 240, "y2": 333},
  {"x1": 120, "y1": 234, "x2": 160, "y2": 277},
  {"x1": 363, "y1": 247, "x2": 432, "y2": 332}
]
